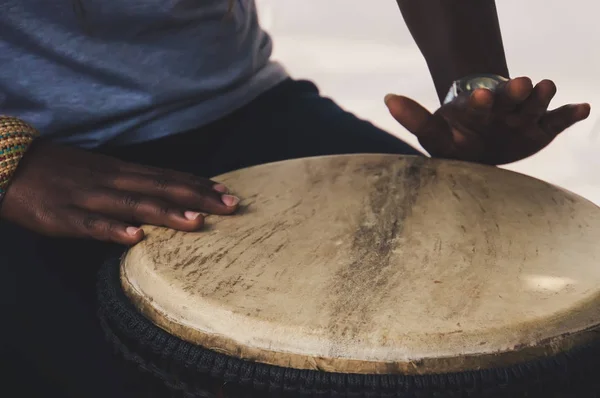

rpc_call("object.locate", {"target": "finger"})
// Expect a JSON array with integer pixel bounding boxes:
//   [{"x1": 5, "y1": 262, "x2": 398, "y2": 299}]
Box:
[
  {"x1": 443, "y1": 89, "x2": 494, "y2": 126},
  {"x1": 130, "y1": 165, "x2": 229, "y2": 193},
  {"x1": 385, "y1": 94, "x2": 455, "y2": 155},
  {"x1": 105, "y1": 173, "x2": 239, "y2": 215},
  {"x1": 75, "y1": 189, "x2": 207, "y2": 232},
  {"x1": 469, "y1": 88, "x2": 495, "y2": 111},
  {"x1": 539, "y1": 103, "x2": 591, "y2": 136},
  {"x1": 60, "y1": 208, "x2": 144, "y2": 245},
  {"x1": 520, "y1": 79, "x2": 557, "y2": 119},
  {"x1": 494, "y1": 77, "x2": 534, "y2": 111},
  {"x1": 64, "y1": 148, "x2": 223, "y2": 193}
]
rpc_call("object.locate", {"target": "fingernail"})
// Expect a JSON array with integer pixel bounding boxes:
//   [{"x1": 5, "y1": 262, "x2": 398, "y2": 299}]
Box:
[
  {"x1": 213, "y1": 183, "x2": 228, "y2": 193},
  {"x1": 184, "y1": 211, "x2": 202, "y2": 220},
  {"x1": 221, "y1": 194, "x2": 240, "y2": 207},
  {"x1": 126, "y1": 227, "x2": 141, "y2": 236},
  {"x1": 577, "y1": 103, "x2": 592, "y2": 118},
  {"x1": 384, "y1": 94, "x2": 395, "y2": 105}
]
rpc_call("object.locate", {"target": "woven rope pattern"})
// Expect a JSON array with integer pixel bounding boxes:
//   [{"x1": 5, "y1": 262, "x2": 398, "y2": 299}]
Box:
[
  {"x1": 0, "y1": 116, "x2": 39, "y2": 201},
  {"x1": 97, "y1": 256, "x2": 600, "y2": 397}
]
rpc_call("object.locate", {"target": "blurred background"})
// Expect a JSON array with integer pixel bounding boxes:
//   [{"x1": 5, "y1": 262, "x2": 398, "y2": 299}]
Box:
[{"x1": 255, "y1": 0, "x2": 600, "y2": 205}]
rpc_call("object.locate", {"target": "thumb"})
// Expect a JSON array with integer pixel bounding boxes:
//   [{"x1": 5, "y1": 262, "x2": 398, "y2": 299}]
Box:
[
  {"x1": 384, "y1": 94, "x2": 454, "y2": 155},
  {"x1": 384, "y1": 94, "x2": 434, "y2": 135}
]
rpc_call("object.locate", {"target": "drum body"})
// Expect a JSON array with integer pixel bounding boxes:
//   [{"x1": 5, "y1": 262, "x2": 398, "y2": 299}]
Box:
[{"x1": 97, "y1": 155, "x2": 600, "y2": 397}]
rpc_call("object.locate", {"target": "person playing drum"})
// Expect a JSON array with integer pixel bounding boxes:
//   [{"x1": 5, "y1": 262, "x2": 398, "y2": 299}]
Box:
[{"x1": 0, "y1": 0, "x2": 591, "y2": 396}]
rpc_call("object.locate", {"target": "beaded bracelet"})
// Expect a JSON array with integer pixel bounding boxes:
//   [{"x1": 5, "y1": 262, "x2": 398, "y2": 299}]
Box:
[{"x1": 0, "y1": 116, "x2": 40, "y2": 203}]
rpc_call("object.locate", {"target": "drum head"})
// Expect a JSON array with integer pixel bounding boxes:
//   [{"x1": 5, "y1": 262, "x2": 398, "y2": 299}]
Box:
[{"x1": 118, "y1": 155, "x2": 600, "y2": 375}]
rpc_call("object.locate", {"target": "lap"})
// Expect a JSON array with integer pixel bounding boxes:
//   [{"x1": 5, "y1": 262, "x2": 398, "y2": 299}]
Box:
[
  {"x1": 103, "y1": 79, "x2": 422, "y2": 177},
  {"x1": 206, "y1": 79, "x2": 422, "y2": 174},
  {"x1": 0, "y1": 222, "x2": 131, "y2": 397}
]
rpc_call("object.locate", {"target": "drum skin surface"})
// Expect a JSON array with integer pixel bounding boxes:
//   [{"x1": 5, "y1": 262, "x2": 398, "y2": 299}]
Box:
[{"x1": 120, "y1": 155, "x2": 600, "y2": 375}]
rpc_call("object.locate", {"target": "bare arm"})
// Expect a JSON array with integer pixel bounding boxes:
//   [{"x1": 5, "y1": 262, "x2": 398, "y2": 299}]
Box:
[{"x1": 396, "y1": 0, "x2": 509, "y2": 103}]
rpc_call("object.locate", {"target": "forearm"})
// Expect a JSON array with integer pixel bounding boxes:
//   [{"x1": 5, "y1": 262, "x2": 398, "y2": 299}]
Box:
[{"x1": 396, "y1": 0, "x2": 509, "y2": 103}]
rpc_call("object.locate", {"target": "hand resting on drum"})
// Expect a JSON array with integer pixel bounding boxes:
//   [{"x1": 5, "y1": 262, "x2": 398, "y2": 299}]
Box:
[
  {"x1": 385, "y1": 77, "x2": 591, "y2": 165},
  {"x1": 0, "y1": 141, "x2": 239, "y2": 245}
]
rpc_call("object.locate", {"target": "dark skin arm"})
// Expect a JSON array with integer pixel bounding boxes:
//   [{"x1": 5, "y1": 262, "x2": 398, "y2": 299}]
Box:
[
  {"x1": 386, "y1": 0, "x2": 591, "y2": 165},
  {"x1": 396, "y1": 0, "x2": 509, "y2": 103}
]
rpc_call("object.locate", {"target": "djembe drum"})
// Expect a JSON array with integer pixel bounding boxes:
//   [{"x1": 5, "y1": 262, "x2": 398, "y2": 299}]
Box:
[{"x1": 97, "y1": 155, "x2": 600, "y2": 398}]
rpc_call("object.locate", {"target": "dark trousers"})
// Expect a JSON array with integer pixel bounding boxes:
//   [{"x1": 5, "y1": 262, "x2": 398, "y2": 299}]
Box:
[{"x1": 0, "y1": 79, "x2": 420, "y2": 397}]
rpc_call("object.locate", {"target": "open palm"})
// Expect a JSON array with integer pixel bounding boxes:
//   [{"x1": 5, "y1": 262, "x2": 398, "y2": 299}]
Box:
[{"x1": 385, "y1": 77, "x2": 591, "y2": 165}]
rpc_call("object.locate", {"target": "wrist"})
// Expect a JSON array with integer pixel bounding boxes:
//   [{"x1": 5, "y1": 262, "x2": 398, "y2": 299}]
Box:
[
  {"x1": 442, "y1": 73, "x2": 509, "y2": 105},
  {"x1": 430, "y1": 64, "x2": 510, "y2": 103},
  {"x1": 0, "y1": 116, "x2": 40, "y2": 204}
]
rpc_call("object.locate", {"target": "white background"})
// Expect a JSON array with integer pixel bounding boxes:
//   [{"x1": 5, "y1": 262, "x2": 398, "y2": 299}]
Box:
[{"x1": 256, "y1": 0, "x2": 600, "y2": 205}]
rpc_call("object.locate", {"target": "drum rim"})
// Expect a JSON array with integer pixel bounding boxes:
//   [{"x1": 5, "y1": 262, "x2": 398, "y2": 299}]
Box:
[
  {"x1": 121, "y1": 258, "x2": 600, "y2": 375},
  {"x1": 98, "y1": 256, "x2": 600, "y2": 397}
]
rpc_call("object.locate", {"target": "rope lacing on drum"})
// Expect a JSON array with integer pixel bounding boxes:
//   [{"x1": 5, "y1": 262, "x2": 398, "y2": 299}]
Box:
[{"x1": 97, "y1": 256, "x2": 600, "y2": 398}]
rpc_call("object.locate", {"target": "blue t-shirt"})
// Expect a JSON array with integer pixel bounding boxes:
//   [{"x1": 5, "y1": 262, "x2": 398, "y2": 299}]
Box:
[{"x1": 0, "y1": 0, "x2": 288, "y2": 148}]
